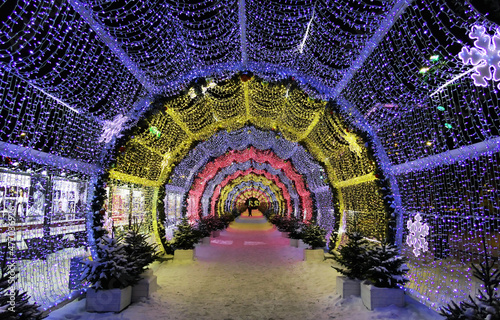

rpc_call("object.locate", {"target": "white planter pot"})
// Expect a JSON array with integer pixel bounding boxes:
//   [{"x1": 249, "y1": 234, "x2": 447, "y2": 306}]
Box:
[
  {"x1": 298, "y1": 240, "x2": 309, "y2": 249},
  {"x1": 360, "y1": 281, "x2": 405, "y2": 310},
  {"x1": 290, "y1": 238, "x2": 299, "y2": 247},
  {"x1": 86, "y1": 286, "x2": 132, "y2": 312},
  {"x1": 201, "y1": 237, "x2": 211, "y2": 245},
  {"x1": 211, "y1": 231, "x2": 221, "y2": 238},
  {"x1": 336, "y1": 276, "x2": 361, "y2": 298},
  {"x1": 132, "y1": 274, "x2": 157, "y2": 302},
  {"x1": 303, "y1": 248, "x2": 324, "y2": 262},
  {"x1": 174, "y1": 249, "x2": 195, "y2": 261}
]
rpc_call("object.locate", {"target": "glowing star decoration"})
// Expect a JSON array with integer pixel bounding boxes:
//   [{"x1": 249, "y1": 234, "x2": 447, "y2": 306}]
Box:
[
  {"x1": 406, "y1": 213, "x2": 429, "y2": 257},
  {"x1": 459, "y1": 26, "x2": 500, "y2": 89},
  {"x1": 343, "y1": 131, "x2": 363, "y2": 157},
  {"x1": 98, "y1": 114, "x2": 128, "y2": 144}
]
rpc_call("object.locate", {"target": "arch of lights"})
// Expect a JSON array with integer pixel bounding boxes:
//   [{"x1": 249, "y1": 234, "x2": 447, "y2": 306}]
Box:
[
  {"x1": 1, "y1": 0, "x2": 500, "y2": 313},
  {"x1": 186, "y1": 147, "x2": 313, "y2": 220},
  {"x1": 226, "y1": 182, "x2": 276, "y2": 213},
  {"x1": 211, "y1": 170, "x2": 295, "y2": 220},
  {"x1": 218, "y1": 175, "x2": 285, "y2": 217},
  {"x1": 200, "y1": 161, "x2": 299, "y2": 217}
]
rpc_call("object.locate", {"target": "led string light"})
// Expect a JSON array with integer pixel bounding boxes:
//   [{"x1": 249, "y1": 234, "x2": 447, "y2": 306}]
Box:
[
  {"x1": 214, "y1": 171, "x2": 289, "y2": 218},
  {"x1": 226, "y1": 182, "x2": 276, "y2": 213},
  {"x1": 224, "y1": 181, "x2": 279, "y2": 215},
  {"x1": 1, "y1": 0, "x2": 497, "y2": 312},
  {"x1": 201, "y1": 161, "x2": 300, "y2": 217},
  {"x1": 338, "y1": 0, "x2": 500, "y2": 309}
]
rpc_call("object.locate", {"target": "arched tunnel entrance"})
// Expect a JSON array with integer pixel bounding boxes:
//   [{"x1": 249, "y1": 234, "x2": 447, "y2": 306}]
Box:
[{"x1": 98, "y1": 75, "x2": 392, "y2": 255}]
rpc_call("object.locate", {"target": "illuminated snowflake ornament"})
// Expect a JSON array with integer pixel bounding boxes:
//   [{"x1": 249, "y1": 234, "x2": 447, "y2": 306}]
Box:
[
  {"x1": 459, "y1": 26, "x2": 500, "y2": 89},
  {"x1": 406, "y1": 213, "x2": 429, "y2": 257},
  {"x1": 98, "y1": 114, "x2": 128, "y2": 144}
]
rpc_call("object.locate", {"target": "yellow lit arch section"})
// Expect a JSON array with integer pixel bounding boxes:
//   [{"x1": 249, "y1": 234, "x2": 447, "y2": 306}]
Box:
[
  {"x1": 111, "y1": 76, "x2": 373, "y2": 190},
  {"x1": 233, "y1": 188, "x2": 270, "y2": 213},
  {"x1": 216, "y1": 173, "x2": 288, "y2": 217}
]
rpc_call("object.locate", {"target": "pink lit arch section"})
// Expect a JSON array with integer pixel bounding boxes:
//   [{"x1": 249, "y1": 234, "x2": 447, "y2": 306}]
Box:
[{"x1": 186, "y1": 147, "x2": 313, "y2": 220}]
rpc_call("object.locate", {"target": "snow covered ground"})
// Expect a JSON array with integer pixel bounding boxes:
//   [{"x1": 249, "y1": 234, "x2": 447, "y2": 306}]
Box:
[{"x1": 46, "y1": 214, "x2": 444, "y2": 320}]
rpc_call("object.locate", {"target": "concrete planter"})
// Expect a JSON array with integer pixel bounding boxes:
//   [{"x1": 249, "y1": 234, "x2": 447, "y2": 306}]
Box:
[
  {"x1": 86, "y1": 286, "x2": 132, "y2": 312},
  {"x1": 290, "y1": 238, "x2": 299, "y2": 247},
  {"x1": 336, "y1": 276, "x2": 361, "y2": 298},
  {"x1": 132, "y1": 273, "x2": 157, "y2": 302},
  {"x1": 361, "y1": 281, "x2": 405, "y2": 310},
  {"x1": 298, "y1": 240, "x2": 309, "y2": 249},
  {"x1": 174, "y1": 249, "x2": 195, "y2": 261},
  {"x1": 211, "y1": 231, "x2": 221, "y2": 238},
  {"x1": 303, "y1": 248, "x2": 324, "y2": 262},
  {"x1": 195, "y1": 237, "x2": 211, "y2": 248}
]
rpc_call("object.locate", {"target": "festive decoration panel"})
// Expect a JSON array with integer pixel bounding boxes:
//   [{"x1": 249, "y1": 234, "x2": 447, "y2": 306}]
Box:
[
  {"x1": 0, "y1": 72, "x2": 102, "y2": 164},
  {"x1": 0, "y1": 167, "x2": 90, "y2": 309},
  {"x1": 341, "y1": 0, "x2": 500, "y2": 166},
  {"x1": 340, "y1": 180, "x2": 387, "y2": 241},
  {"x1": 0, "y1": 1, "x2": 147, "y2": 119}
]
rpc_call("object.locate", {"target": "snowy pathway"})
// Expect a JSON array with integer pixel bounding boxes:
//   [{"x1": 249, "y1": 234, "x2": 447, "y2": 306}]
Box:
[{"x1": 47, "y1": 212, "x2": 443, "y2": 320}]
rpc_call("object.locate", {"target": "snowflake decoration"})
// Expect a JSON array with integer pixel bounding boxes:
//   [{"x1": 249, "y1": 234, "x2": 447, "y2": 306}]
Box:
[
  {"x1": 98, "y1": 114, "x2": 128, "y2": 144},
  {"x1": 406, "y1": 213, "x2": 429, "y2": 257},
  {"x1": 459, "y1": 25, "x2": 500, "y2": 89}
]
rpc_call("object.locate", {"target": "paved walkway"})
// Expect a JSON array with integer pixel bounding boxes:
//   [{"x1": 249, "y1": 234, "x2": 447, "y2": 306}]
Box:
[{"x1": 46, "y1": 211, "x2": 443, "y2": 320}]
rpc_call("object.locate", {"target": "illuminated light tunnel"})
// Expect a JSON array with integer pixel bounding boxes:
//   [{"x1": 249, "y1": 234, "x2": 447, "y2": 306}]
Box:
[
  {"x1": 230, "y1": 183, "x2": 273, "y2": 213},
  {"x1": 201, "y1": 161, "x2": 296, "y2": 217},
  {"x1": 2, "y1": 0, "x2": 499, "y2": 314},
  {"x1": 210, "y1": 170, "x2": 295, "y2": 220},
  {"x1": 186, "y1": 147, "x2": 314, "y2": 220}
]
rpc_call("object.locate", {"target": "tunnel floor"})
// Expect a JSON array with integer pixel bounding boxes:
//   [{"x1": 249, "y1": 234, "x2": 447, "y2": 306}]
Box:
[{"x1": 46, "y1": 211, "x2": 442, "y2": 320}]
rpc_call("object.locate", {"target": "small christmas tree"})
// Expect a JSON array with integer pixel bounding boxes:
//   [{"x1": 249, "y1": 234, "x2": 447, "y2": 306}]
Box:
[
  {"x1": 81, "y1": 235, "x2": 137, "y2": 290},
  {"x1": 365, "y1": 242, "x2": 409, "y2": 288},
  {"x1": 122, "y1": 222, "x2": 160, "y2": 277},
  {"x1": 302, "y1": 223, "x2": 327, "y2": 249},
  {"x1": 0, "y1": 255, "x2": 45, "y2": 319},
  {"x1": 172, "y1": 218, "x2": 200, "y2": 250},
  {"x1": 440, "y1": 242, "x2": 500, "y2": 320},
  {"x1": 327, "y1": 229, "x2": 339, "y2": 254},
  {"x1": 332, "y1": 231, "x2": 370, "y2": 280}
]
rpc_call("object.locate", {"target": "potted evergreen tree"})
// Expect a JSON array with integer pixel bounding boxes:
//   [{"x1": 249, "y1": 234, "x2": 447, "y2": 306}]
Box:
[
  {"x1": 332, "y1": 230, "x2": 370, "y2": 298},
  {"x1": 289, "y1": 221, "x2": 305, "y2": 247},
  {"x1": 360, "y1": 242, "x2": 409, "y2": 310},
  {"x1": 439, "y1": 243, "x2": 500, "y2": 319},
  {"x1": 172, "y1": 218, "x2": 200, "y2": 261},
  {"x1": 81, "y1": 235, "x2": 137, "y2": 312},
  {"x1": 193, "y1": 218, "x2": 211, "y2": 246},
  {"x1": 302, "y1": 223, "x2": 327, "y2": 262},
  {"x1": 122, "y1": 223, "x2": 161, "y2": 302}
]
